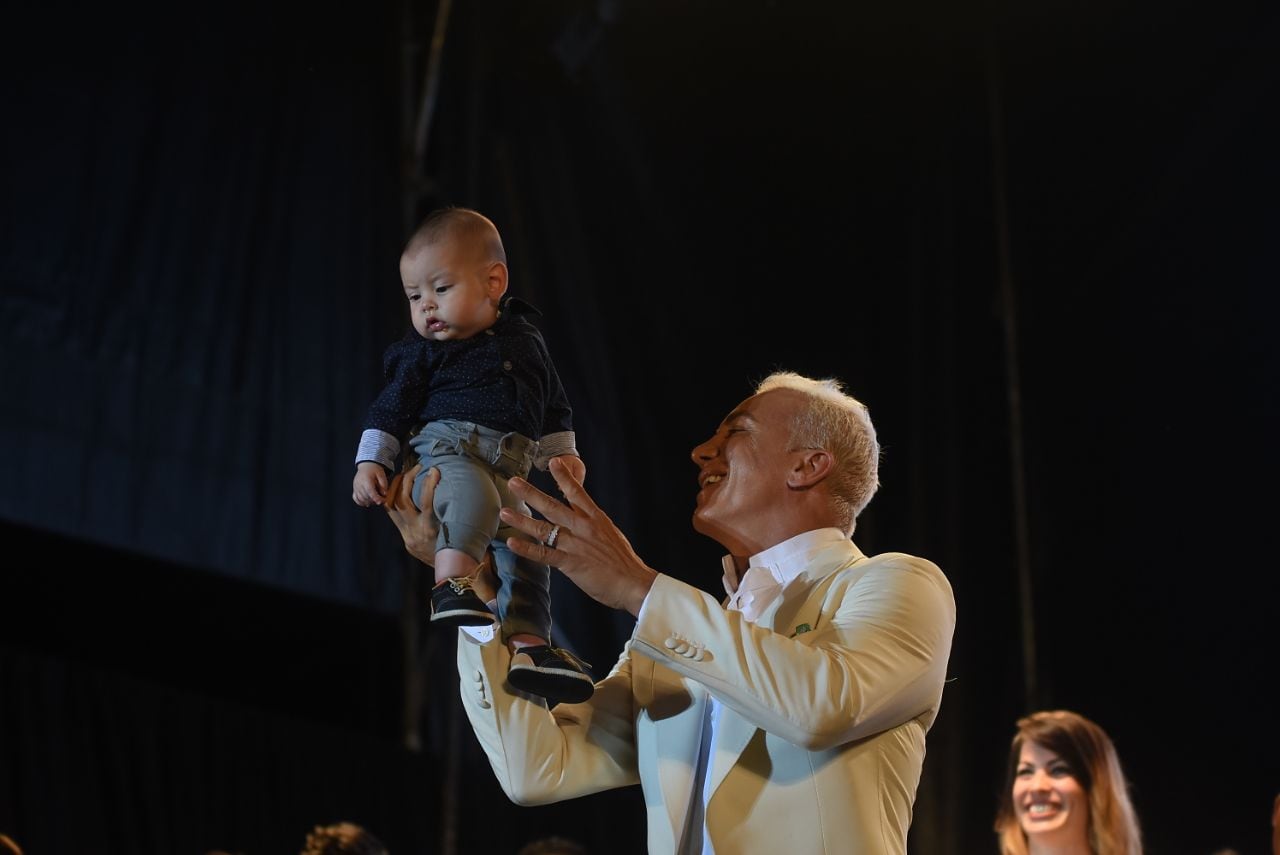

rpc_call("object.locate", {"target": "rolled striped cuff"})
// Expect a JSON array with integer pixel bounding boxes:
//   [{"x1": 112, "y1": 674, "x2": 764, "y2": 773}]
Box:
[
  {"x1": 533, "y1": 430, "x2": 578, "y2": 470},
  {"x1": 355, "y1": 428, "x2": 401, "y2": 472}
]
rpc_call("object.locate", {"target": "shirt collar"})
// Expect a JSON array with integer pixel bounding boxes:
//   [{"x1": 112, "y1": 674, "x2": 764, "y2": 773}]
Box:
[
  {"x1": 720, "y1": 527, "x2": 850, "y2": 595},
  {"x1": 498, "y1": 295, "x2": 542, "y2": 318}
]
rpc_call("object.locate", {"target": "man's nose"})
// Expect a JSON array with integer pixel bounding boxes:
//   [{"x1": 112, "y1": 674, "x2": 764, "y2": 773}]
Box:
[{"x1": 690, "y1": 436, "x2": 717, "y2": 464}]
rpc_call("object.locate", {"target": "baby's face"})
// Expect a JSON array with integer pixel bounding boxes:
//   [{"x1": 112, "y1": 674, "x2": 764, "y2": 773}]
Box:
[{"x1": 400, "y1": 240, "x2": 503, "y2": 341}]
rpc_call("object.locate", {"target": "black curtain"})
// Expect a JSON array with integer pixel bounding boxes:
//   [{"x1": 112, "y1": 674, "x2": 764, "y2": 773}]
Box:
[{"x1": 1, "y1": 0, "x2": 408, "y2": 609}]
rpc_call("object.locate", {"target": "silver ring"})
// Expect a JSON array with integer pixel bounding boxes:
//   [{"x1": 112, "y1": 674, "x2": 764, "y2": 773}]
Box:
[{"x1": 544, "y1": 524, "x2": 562, "y2": 548}]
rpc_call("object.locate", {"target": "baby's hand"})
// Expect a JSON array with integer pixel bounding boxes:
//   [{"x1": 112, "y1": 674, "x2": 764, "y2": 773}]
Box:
[
  {"x1": 353, "y1": 462, "x2": 389, "y2": 506},
  {"x1": 552, "y1": 454, "x2": 586, "y2": 487}
]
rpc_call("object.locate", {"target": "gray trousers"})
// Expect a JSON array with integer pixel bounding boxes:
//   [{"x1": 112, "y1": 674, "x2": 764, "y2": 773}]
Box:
[{"x1": 409, "y1": 419, "x2": 551, "y2": 641}]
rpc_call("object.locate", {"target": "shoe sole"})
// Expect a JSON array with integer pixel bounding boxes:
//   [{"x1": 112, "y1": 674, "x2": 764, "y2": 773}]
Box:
[
  {"x1": 506, "y1": 665, "x2": 595, "y2": 705},
  {"x1": 430, "y1": 608, "x2": 495, "y2": 627}
]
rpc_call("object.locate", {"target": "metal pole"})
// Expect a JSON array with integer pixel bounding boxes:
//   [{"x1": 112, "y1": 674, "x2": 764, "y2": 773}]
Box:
[
  {"x1": 413, "y1": 0, "x2": 454, "y2": 188},
  {"x1": 986, "y1": 41, "x2": 1039, "y2": 712}
]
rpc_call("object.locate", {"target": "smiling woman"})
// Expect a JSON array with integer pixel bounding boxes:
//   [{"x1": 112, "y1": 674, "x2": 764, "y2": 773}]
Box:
[{"x1": 994, "y1": 710, "x2": 1143, "y2": 855}]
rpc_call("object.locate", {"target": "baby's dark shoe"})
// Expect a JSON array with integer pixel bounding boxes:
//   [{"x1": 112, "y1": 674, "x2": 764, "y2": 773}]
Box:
[
  {"x1": 506, "y1": 645, "x2": 595, "y2": 705},
  {"x1": 429, "y1": 576, "x2": 495, "y2": 627}
]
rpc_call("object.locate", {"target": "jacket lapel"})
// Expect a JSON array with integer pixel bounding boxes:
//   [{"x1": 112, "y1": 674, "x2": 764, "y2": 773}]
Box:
[
  {"x1": 705, "y1": 702, "x2": 753, "y2": 806},
  {"x1": 762, "y1": 540, "x2": 863, "y2": 635},
  {"x1": 706, "y1": 540, "x2": 867, "y2": 803}
]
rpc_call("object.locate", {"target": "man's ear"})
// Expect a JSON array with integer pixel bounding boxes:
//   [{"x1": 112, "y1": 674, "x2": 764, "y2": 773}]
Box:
[
  {"x1": 486, "y1": 261, "x2": 509, "y2": 302},
  {"x1": 787, "y1": 449, "x2": 834, "y2": 489}
]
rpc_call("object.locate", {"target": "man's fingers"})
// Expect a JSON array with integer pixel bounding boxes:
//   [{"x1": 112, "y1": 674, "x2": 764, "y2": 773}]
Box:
[
  {"x1": 498, "y1": 506, "x2": 558, "y2": 544},
  {"x1": 383, "y1": 480, "x2": 407, "y2": 527},
  {"x1": 391, "y1": 464, "x2": 428, "y2": 511},
  {"x1": 506, "y1": 476, "x2": 576, "y2": 525},
  {"x1": 399, "y1": 463, "x2": 423, "y2": 496},
  {"x1": 506, "y1": 535, "x2": 560, "y2": 568},
  {"x1": 384, "y1": 474, "x2": 403, "y2": 508}
]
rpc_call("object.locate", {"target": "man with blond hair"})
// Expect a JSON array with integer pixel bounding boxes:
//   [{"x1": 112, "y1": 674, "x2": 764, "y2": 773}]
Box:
[{"x1": 388, "y1": 370, "x2": 956, "y2": 854}]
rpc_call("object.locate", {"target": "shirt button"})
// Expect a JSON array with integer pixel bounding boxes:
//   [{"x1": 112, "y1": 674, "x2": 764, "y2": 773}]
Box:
[
  {"x1": 503, "y1": 360, "x2": 513, "y2": 371},
  {"x1": 486, "y1": 329, "x2": 495, "y2": 336}
]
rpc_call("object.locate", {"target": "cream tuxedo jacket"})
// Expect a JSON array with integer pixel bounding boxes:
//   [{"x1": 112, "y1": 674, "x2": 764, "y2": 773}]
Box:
[{"x1": 456, "y1": 539, "x2": 956, "y2": 854}]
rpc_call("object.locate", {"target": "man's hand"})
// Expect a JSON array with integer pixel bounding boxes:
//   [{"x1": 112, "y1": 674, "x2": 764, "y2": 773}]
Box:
[
  {"x1": 500, "y1": 457, "x2": 657, "y2": 617},
  {"x1": 384, "y1": 463, "x2": 439, "y2": 565}
]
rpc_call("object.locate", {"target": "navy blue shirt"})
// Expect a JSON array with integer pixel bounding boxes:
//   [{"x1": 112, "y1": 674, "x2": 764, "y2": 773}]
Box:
[{"x1": 361, "y1": 298, "x2": 573, "y2": 445}]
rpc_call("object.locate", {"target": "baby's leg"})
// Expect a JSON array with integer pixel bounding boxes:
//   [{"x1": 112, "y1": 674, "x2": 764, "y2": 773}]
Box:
[
  {"x1": 488, "y1": 542, "x2": 552, "y2": 645},
  {"x1": 413, "y1": 452, "x2": 501, "y2": 579},
  {"x1": 492, "y1": 541, "x2": 594, "y2": 704},
  {"x1": 491, "y1": 469, "x2": 553, "y2": 647},
  {"x1": 413, "y1": 455, "x2": 501, "y2": 627},
  {"x1": 432, "y1": 548, "x2": 480, "y2": 587}
]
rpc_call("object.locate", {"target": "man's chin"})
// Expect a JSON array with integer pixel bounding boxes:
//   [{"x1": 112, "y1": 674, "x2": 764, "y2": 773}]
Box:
[
  {"x1": 691, "y1": 511, "x2": 731, "y2": 545},
  {"x1": 691, "y1": 509, "x2": 710, "y2": 535}
]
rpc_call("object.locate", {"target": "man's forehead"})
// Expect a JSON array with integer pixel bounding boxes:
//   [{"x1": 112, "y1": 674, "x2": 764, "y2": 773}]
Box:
[
  {"x1": 721, "y1": 408, "x2": 756, "y2": 426},
  {"x1": 720, "y1": 398, "x2": 756, "y2": 425},
  {"x1": 719, "y1": 391, "x2": 779, "y2": 427},
  {"x1": 723, "y1": 387, "x2": 799, "y2": 420}
]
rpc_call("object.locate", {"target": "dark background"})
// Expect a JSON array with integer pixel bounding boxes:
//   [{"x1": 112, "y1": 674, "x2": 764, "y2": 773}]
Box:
[{"x1": 2, "y1": 0, "x2": 1277, "y2": 853}]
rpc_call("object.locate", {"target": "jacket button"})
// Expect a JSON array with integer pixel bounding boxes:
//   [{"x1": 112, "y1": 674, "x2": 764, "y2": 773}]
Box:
[
  {"x1": 503, "y1": 360, "x2": 513, "y2": 371},
  {"x1": 664, "y1": 637, "x2": 679, "y2": 649}
]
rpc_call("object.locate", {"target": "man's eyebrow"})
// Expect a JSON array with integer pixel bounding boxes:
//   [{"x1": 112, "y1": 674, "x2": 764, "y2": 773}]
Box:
[{"x1": 721, "y1": 411, "x2": 756, "y2": 428}]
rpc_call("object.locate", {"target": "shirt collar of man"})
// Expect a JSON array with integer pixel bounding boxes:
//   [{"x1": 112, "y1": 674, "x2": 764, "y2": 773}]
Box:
[{"x1": 720, "y1": 527, "x2": 850, "y2": 597}]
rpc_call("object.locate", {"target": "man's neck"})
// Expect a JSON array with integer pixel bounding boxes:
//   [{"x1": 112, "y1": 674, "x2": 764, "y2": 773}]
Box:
[
  {"x1": 721, "y1": 524, "x2": 849, "y2": 591},
  {"x1": 725, "y1": 518, "x2": 849, "y2": 568}
]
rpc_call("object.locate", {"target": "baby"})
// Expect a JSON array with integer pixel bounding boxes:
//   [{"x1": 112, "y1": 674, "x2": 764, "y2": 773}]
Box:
[{"x1": 353, "y1": 206, "x2": 592, "y2": 704}]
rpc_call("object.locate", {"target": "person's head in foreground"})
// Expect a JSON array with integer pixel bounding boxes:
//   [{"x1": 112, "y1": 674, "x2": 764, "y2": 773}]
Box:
[
  {"x1": 994, "y1": 709, "x2": 1142, "y2": 855},
  {"x1": 300, "y1": 821, "x2": 389, "y2": 855}
]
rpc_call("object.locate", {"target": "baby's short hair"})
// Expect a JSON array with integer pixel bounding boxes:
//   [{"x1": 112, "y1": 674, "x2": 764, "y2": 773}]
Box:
[{"x1": 405, "y1": 206, "x2": 506, "y2": 265}]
